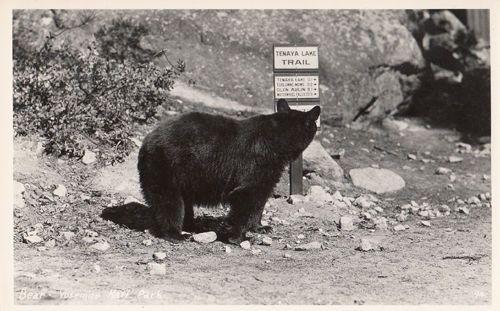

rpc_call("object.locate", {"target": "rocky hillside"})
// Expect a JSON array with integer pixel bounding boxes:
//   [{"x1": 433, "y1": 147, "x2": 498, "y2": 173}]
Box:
[{"x1": 14, "y1": 9, "x2": 424, "y2": 126}]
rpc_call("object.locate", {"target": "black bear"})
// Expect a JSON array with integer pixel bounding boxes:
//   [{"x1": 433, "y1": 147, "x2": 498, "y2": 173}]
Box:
[{"x1": 137, "y1": 99, "x2": 320, "y2": 243}]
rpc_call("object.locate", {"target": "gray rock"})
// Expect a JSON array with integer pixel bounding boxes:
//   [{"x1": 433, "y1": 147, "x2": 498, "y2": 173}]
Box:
[
  {"x1": 349, "y1": 168, "x2": 405, "y2": 194},
  {"x1": 82, "y1": 149, "x2": 97, "y2": 165},
  {"x1": 60, "y1": 231, "x2": 75, "y2": 241},
  {"x1": 303, "y1": 141, "x2": 344, "y2": 181},
  {"x1": 421, "y1": 220, "x2": 431, "y2": 227},
  {"x1": 340, "y1": 216, "x2": 355, "y2": 231},
  {"x1": 294, "y1": 241, "x2": 322, "y2": 251},
  {"x1": 147, "y1": 262, "x2": 166, "y2": 275},
  {"x1": 91, "y1": 241, "x2": 110, "y2": 252},
  {"x1": 393, "y1": 224, "x2": 406, "y2": 231},
  {"x1": 458, "y1": 206, "x2": 470, "y2": 215},
  {"x1": 24, "y1": 235, "x2": 43, "y2": 244},
  {"x1": 192, "y1": 231, "x2": 217, "y2": 244},
  {"x1": 240, "y1": 240, "x2": 251, "y2": 250},
  {"x1": 251, "y1": 249, "x2": 262, "y2": 255},
  {"x1": 225, "y1": 246, "x2": 232, "y2": 253},
  {"x1": 407, "y1": 153, "x2": 417, "y2": 160},
  {"x1": 153, "y1": 252, "x2": 167, "y2": 260},
  {"x1": 288, "y1": 194, "x2": 306, "y2": 204},
  {"x1": 261, "y1": 237, "x2": 273, "y2": 246},
  {"x1": 44, "y1": 239, "x2": 56, "y2": 248},
  {"x1": 53, "y1": 184, "x2": 67, "y2": 197},
  {"x1": 396, "y1": 212, "x2": 408, "y2": 222},
  {"x1": 142, "y1": 239, "x2": 153, "y2": 246},
  {"x1": 448, "y1": 156, "x2": 463, "y2": 163},
  {"x1": 358, "y1": 238, "x2": 374, "y2": 251},
  {"x1": 435, "y1": 167, "x2": 452, "y2": 175},
  {"x1": 354, "y1": 195, "x2": 374, "y2": 209},
  {"x1": 307, "y1": 185, "x2": 333, "y2": 204},
  {"x1": 382, "y1": 118, "x2": 408, "y2": 131},
  {"x1": 374, "y1": 217, "x2": 388, "y2": 230}
]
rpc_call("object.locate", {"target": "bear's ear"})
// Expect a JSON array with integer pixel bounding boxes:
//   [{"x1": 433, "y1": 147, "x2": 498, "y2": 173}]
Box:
[
  {"x1": 276, "y1": 99, "x2": 290, "y2": 113},
  {"x1": 308, "y1": 106, "x2": 321, "y2": 121}
]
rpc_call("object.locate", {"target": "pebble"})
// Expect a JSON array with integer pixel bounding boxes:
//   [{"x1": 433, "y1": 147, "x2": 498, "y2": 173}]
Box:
[
  {"x1": 435, "y1": 167, "x2": 452, "y2": 175},
  {"x1": 400, "y1": 204, "x2": 411, "y2": 211},
  {"x1": 288, "y1": 194, "x2": 307, "y2": 204},
  {"x1": 394, "y1": 224, "x2": 406, "y2": 231},
  {"x1": 192, "y1": 231, "x2": 217, "y2": 244},
  {"x1": 84, "y1": 229, "x2": 99, "y2": 237},
  {"x1": 240, "y1": 241, "x2": 251, "y2": 250},
  {"x1": 294, "y1": 241, "x2": 322, "y2": 251},
  {"x1": 396, "y1": 212, "x2": 408, "y2": 222},
  {"x1": 307, "y1": 185, "x2": 333, "y2": 203},
  {"x1": 373, "y1": 217, "x2": 388, "y2": 230},
  {"x1": 91, "y1": 241, "x2": 110, "y2": 252},
  {"x1": 340, "y1": 216, "x2": 355, "y2": 231},
  {"x1": 449, "y1": 174, "x2": 457, "y2": 182},
  {"x1": 458, "y1": 206, "x2": 470, "y2": 215},
  {"x1": 142, "y1": 239, "x2": 153, "y2": 246},
  {"x1": 362, "y1": 212, "x2": 372, "y2": 220},
  {"x1": 44, "y1": 239, "x2": 56, "y2": 248},
  {"x1": 261, "y1": 237, "x2": 273, "y2": 246},
  {"x1": 448, "y1": 156, "x2": 463, "y2": 163},
  {"x1": 93, "y1": 264, "x2": 101, "y2": 273},
  {"x1": 418, "y1": 210, "x2": 430, "y2": 218},
  {"x1": 225, "y1": 246, "x2": 232, "y2": 253},
  {"x1": 467, "y1": 196, "x2": 481, "y2": 205},
  {"x1": 374, "y1": 206, "x2": 384, "y2": 213},
  {"x1": 153, "y1": 252, "x2": 167, "y2": 260},
  {"x1": 147, "y1": 262, "x2": 166, "y2": 275},
  {"x1": 354, "y1": 195, "x2": 373, "y2": 209},
  {"x1": 60, "y1": 231, "x2": 75, "y2": 241},
  {"x1": 421, "y1": 220, "x2": 431, "y2": 227},
  {"x1": 478, "y1": 193, "x2": 487, "y2": 202},
  {"x1": 283, "y1": 253, "x2": 292, "y2": 258},
  {"x1": 438, "y1": 205, "x2": 451, "y2": 213},
  {"x1": 358, "y1": 238, "x2": 374, "y2": 251},
  {"x1": 82, "y1": 149, "x2": 97, "y2": 164},
  {"x1": 24, "y1": 235, "x2": 43, "y2": 244},
  {"x1": 53, "y1": 184, "x2": 67, "y2": 197},
  {"x1": 251, "y1": 249, "x2": 262, "y2": 255},
  {"x1": 407, "y1": 154, "x2": 417, "y2": 160}
]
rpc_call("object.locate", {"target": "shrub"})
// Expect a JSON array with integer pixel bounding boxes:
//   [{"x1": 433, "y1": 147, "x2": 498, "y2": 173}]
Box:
[{"x1": 13, "y1": 38, "x2": 184, "y2": 163}]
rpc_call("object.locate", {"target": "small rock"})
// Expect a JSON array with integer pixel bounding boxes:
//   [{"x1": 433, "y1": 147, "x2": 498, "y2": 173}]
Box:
[
  {"x1": 147, "y1": 262, "x2": 166, "y2": 275},
  {"x1": 340, "y1": 216, "x2": 355, "y2": 231},
  {"x1": 261, "y1": 237, "x2": 273, "y2": 246},
  {"x1": 418, "y1": 210, "x2": 430, "y2": 218},
  {"x1": 349, "y1": 168, "x2": 405, "y2": 194},
  {"x1": 467, "y1": 196, "x2": 481, "y2": 205},
  {"x1": 82, "y1": 237, "x2": 95, "y2": 244},
  {"x1": 307, "y1": 185, "x2": 333, "y2": 203},
  {"x1": 357, "y1": 238, "x2": 374, "y2": 251},
  {"x1": 373, "y1": 217, "x2": 388, "y2": 230},
  {"x1": 478, "y1": 193, "x2": 487, "y2": 202},
  {"x1": 421, "y1": 220, "x2": 431, "y2": 227},
  {"x1": 131, "y1": 137, "x2": 142, "y2": 148},
  {"x1": 251, "y1": 249, "x2": 262, "y2": 255},
  {"x1": 93, "y1": 264, "x2": 101, "y2": 273},
  {"x1": 374, "y1": 206, "x2": 384, "y2": 213},
  {"x1": 354, "y1": 195, "x2": 374, "y2": 209},
  {"x1": 14, "y1": 181, "x2": 26, "y2": 208},
  {"x1": 240, "y1": 241, "x2": 251, "y2": 250},
  {"x1": 24, "y1": 235, "x2": 43, "y2": 244},
  {"x1": 192, "y1": 231, "x2": 217, "y2": 244},
  {"x1": 142, "y1": 239, "x2": 153, "y2": 246},
  {"x1": 294, "y1": 241, "x2": 322, "y2": 251},
  {"x1": 362, "y1": 212, "x2": 372, "y2": 220},
  {"x1": 455, "y1": 142, "x2": 472, "y2": 153},
  {"x1": 458, "y1": 206, "x2": 470, "y2": 215},
  {"x1": 400, "y1": 204, "x2": 411, "y2": 210},
  {"x1": 438, "y1": 205, "x2": 451, "y2": 213},
  {"x1": 435, "y1": 167, "x2": 452, "y2": 175},
  {"x1": 153, "y1": 252, "x2": 167, "y2": 260},
  {"x1": 225, "y1": 246, "x2": 232, "y2": 253},
  {"x1": 394, "y1": 224, "x2": 406, "y2": 231},
  {"x1": 283, "y1": 253, "x2": 292, "y2": 258},
  {"x1": 407, "y1": 153, "x2": 417, "y2": 160},
  {"x1": 53, "y1": 184, "x2": 67, "y2": 197},
  {"x1": 82, "y1": 149, "x2": 97, "y2": 164},
  {"x1": 448, "y1": 156, "x2": 463, "y2": 163},
  {"x1": 396, "y1": 212, "x2": 408, "y2": 222},
  {"x1": 60, "y1": 231, "x2": 75, "y2": 241},
  {"x1": 297, "y1": 234, "x2": 305, "y2": 240},
  {"x1": 449, "y1": 174, "x2": 457, "y2": 182},
  {"x1": 124, "y1": 196, "x2": 141, "y2": 205},
  {"x1": 44, "y1": 239, "x2": 56, "y2": 248},
  {"x1": 84, "y1": 229, "x2": 99, "y2": 237},
  {"x1": 288, "y1": 194, "x2": 306, "y2": 204},
  {"x1": 91, "y1": 241, "x2": 110, "y2": 252}
]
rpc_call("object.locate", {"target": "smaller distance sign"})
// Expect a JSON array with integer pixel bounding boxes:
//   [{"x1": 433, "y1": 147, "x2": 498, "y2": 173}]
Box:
[
  {"x1": 274, "y1": 46, "x2": 319, "y2": 70},
  {"x1": 274, "y1": 75, "x2": 319, "y2": 99}
]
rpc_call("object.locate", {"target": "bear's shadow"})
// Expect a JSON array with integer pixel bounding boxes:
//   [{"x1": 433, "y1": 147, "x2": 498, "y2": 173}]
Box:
[{"x1": 100, "y1": 202, "x2": 225, "y2": 236}]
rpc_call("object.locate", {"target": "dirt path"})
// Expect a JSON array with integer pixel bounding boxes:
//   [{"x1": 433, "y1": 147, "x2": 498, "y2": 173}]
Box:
[{"x1": 13, "y1": 91, "x2": 491, "y2": 305}]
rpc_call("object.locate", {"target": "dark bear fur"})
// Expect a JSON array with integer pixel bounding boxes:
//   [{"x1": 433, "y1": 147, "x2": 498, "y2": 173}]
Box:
[{"x1": 138, "y1": 99, "x2": 320, "y2": 243}]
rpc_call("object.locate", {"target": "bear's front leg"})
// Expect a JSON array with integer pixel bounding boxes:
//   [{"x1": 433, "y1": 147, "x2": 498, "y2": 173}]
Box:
[{"x1": 220, "y1": 187, "x2": 269, "y2": 244}]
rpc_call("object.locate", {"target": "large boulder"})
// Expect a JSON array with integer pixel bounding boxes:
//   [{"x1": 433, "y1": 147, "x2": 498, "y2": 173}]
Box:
[{"x1": 15, "y1": 10, "x2": 424, "y2": 126}]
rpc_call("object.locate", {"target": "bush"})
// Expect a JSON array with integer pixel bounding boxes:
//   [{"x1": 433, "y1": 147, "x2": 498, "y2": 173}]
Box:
[{"x1": 14, "y1": 37, "x2": 184, "y2": 163}]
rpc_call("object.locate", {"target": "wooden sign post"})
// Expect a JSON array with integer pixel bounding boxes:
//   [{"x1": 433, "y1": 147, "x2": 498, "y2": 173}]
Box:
[{"x1": 273, "y1": 44, "x2": 320, "y2": 195}]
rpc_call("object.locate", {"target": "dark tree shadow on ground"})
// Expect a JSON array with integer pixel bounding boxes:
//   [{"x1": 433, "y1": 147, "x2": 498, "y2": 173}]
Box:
[{"x1": 100, "y1": 203, "x2": 226, "y2": 236}]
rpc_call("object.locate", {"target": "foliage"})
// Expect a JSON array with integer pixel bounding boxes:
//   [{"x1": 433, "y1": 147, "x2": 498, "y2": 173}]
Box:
[{"x1": 13, "y1": 31, "x2": 184, "y2": 163}]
